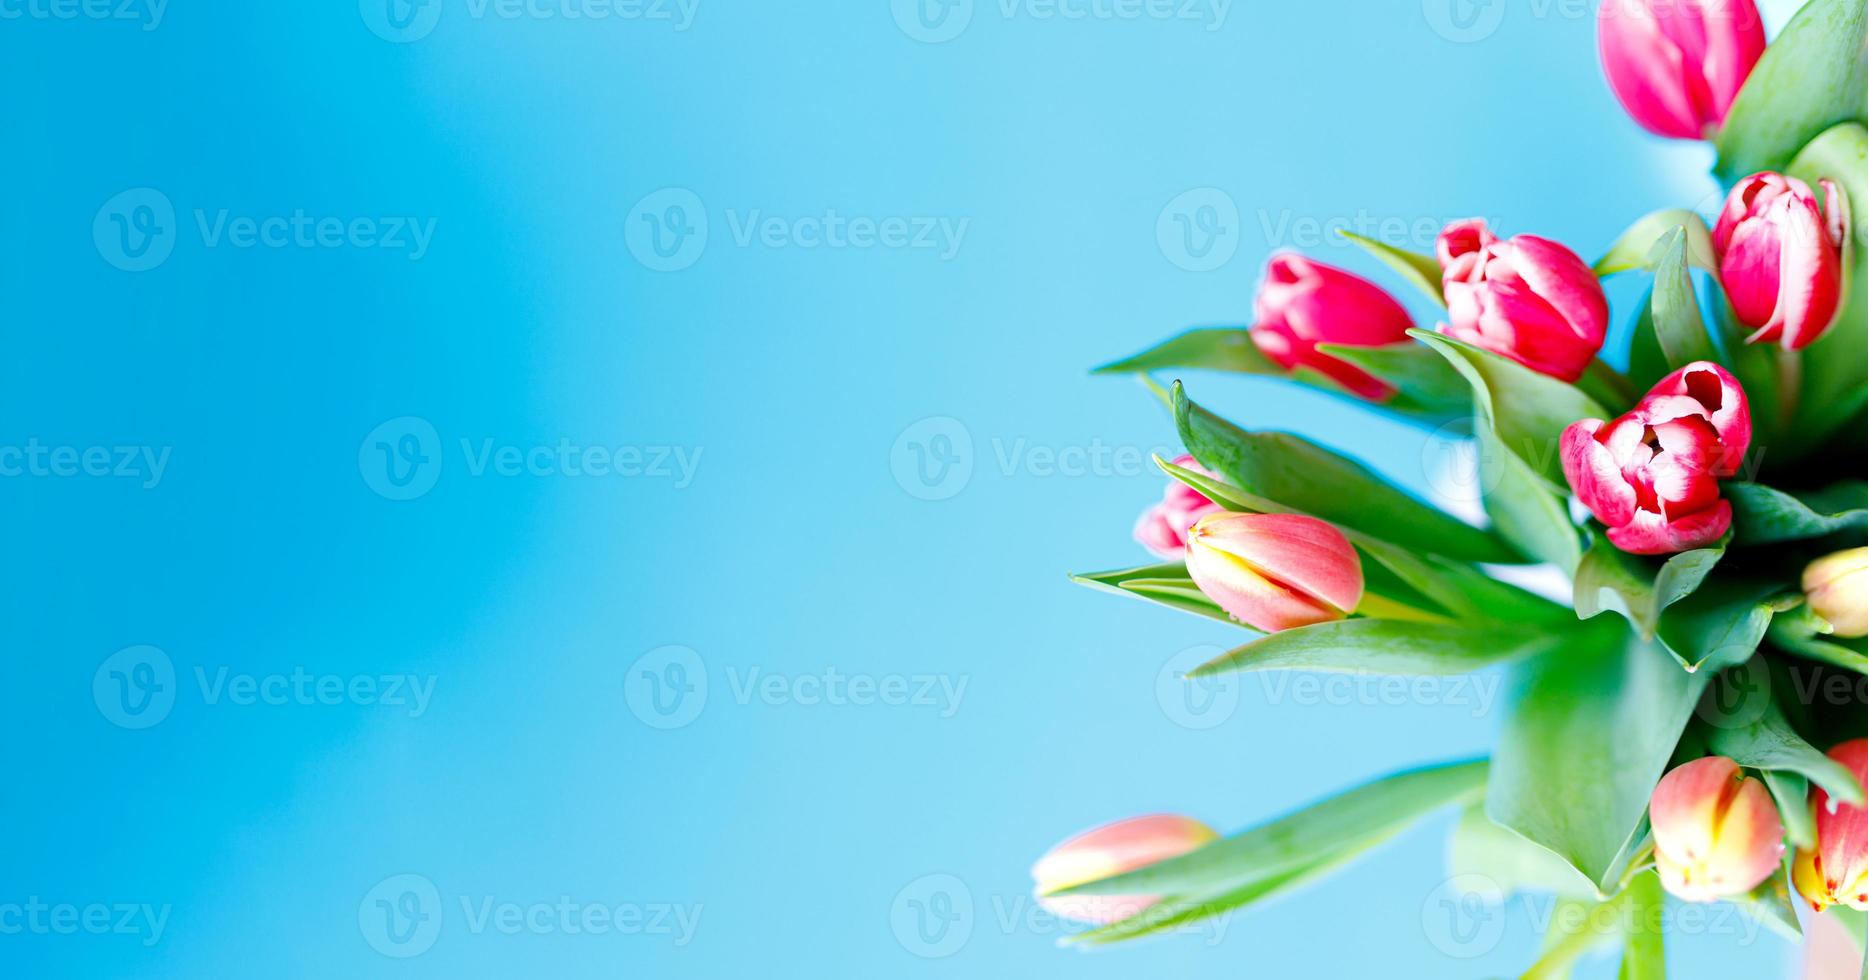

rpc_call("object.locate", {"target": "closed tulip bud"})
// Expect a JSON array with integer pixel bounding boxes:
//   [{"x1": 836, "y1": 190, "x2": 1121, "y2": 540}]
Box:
[
  {"x1": 1134, "y1": 456, "x2": 1227, "y2": 559},
  {"x1": 1248, "y1": 254, "x2": 1416, "y2": 401},
  {"x1": 1597, "y1": 0, "x2": 1765, "y2": 140},
  {"x1": 1031, "y1": 814, "x2": 1219, "y2": 924},
  {"x1": 1650, "y1": 757, "x2": 1785, "y2": 902},
  {"x1": 1437, "y1": 219, "x2": 1610, "y2": 382},
  {"x1": 1183, "y1": 512, "x2": 1364, "y2": 632},
  {"x1": 1561, "y1": 362, "x2": 1751, "y2": 555},
  {"x1": 1794, "y1": 741, "x2": 1868, "y2": 912},
  {"x1": 1805, "y1": 548, "x2": 1868, "y2": 639},
  {"x1": 1715, "y1": 173, "x2": 1850, "y2": 351}
]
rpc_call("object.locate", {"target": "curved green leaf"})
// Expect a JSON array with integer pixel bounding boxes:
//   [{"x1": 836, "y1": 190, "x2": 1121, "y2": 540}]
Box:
[
  {"x1": 1415, "y1": 331, "x2": 1610, "y2": 488},
  {"x1": 1094, "y1": 327, "x2": 1279, "y2": 376},
  {"x1": 1488, "y1": 625, "x2": 1710, "y2": 895},
  {"x1": 1705, "y1": 697, "x2": 1866, "y2": 806},
  {"x1": 1714, "y1": 0, "x2": 1868, "y2": 183},
  {"x1": 1596, "y1": 209, "x2": 1718, "y2": 278},
  {"x1": 1338, "y1": 230, "x2": 1445, "y2": 306},
  {"x1": 1574, "y1": 535, "x2": 1727, "y2": 639},
  {"x1": 1046, "y1": 759, "x2": 1488, "y2": 900},
  {"x1": 1649, "y1": 228, "x2": 1721, "y2": 369},
  {"x1": 1069, "y1": 563, "x2": 1234, "y2": 626},
  {"x1": 1171, "y1": 382, "x2": 1520, "y2": 563},
  {"x1": 1728, "y1": 481, "x2": 1868, "y2": 545},
  {"x1": 1190, "y1": 619, "x2": 1558, "y2": 678}
]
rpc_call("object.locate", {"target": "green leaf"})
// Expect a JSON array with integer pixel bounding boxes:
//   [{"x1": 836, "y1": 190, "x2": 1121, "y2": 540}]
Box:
[
  {"x1": 1338, "y1": 230, "x2": 1445, "y2": 306},
  {"x1": 1488, "y1": 625, "x2": 1710, "y2": 895},
  {"x1": 1627, "y1": 298, "x2": 1672, "y2": 392},
  {"x1": 1727, "y1": 481, "x2": 1868, "y2": 545},
  {"x1": 1649, "y1": 228, "x2": 1721, "y2": 370},
  {"x1": 1448, "y1": 804, "x2": 1596, "y2": 899},
  {"x1": 1762, "y1": 770, "x2": 1818, "y2": 850},
  {"x1": 1047, "y1": 758, "x2": 1488, "y2": 900},
  {"x1": 1654, "y1": 579, "x2": 1781, "y2": 672},
  {"x1": 1617, "y1": 872, "x2": 1666, "y2": 980},
  {"x1": 1094, "y1": 327, "x2": 1280, "y2": 376},
  {"x1": 1062, "y1": 837, "x2": 1385, "y2": 946},
  {"x1": 1189, "y1": 619, "x2": 1559, "y2": 678},
  {"x1": 1476, "y1": 423, "x2": 1586, "y2": 573},
  {"x1": 1596, "y1": 209, "x2": 1719, "y2": 278},
  {"x1": 1713, "y1": 0, "x2": 1868, "y2": 183},
  {"x1": 1068, "y1": 563, "x2": 1235, "y2": 626},
  {"x1": 1171, "y1": 382, "x2": 1520, "y2": 564},
  {"x1": 1317, "y1": 341, "x2": 1472, "y2": 420},
  {"x1": 1154, "y1": 456, "x2": 1567, "y2": 622},
  {"x1": 1573, "y1": 535, "x2": 1728, "y2": 639},
  {"x1": 1770, "y1": 605, "x2": 1868, "y2": 674},
  {"x1": 1704, "y1": 696, "x2": 1865, "y2": 806},
  {"x1": 1415, "y1": 331, "x2": 1610, "y2": 488}
]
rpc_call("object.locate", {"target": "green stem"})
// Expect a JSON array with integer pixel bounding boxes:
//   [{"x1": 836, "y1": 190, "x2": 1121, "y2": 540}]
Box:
[
  {"x1": 1578, "y1": 358, "x2": 1638, "y2": 412},
  {"x1": 1777, "y1": 347, "x2": 1804, "y2": 435}
]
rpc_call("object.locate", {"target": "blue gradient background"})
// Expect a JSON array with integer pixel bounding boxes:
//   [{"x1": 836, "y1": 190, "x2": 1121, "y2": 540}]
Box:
[{"x1": 0, "y1": 0, "x2": 1810, "y2": 976}]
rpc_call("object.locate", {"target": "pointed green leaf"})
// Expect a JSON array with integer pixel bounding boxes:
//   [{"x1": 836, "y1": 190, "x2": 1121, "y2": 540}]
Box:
[
  {"x1": 1596, "y1": 209, "x2": 1718, "y2": 278},
  {"x1": 1171, "y1": 383, "x2": 1520, "y2": 563},
  {"x1": 1727, "y1": 481, "x2": 1868, "y2": 545},
  {"x1": 1617, "y1": 872, "x2": 1666, "y2": 980},
  {"x1": 1705, "y1": 697, "x2": 1865, "y2": 805},
  {"x1": 1649, "y1": 228, "x2": 1721, "y2": 370},
  {"x1": 1448, "y1": 804, "x2": 1597, "y2": 899},
  {"x1": 1488, "y1": 625, "x2": 1710, "y2": 895},
  {"x1": 1338, "y1": 230, "x2": 1445, "y2": 306},
  {"x1": 1190, "y1": 619, "x2": 1558, "y2": 678},
  {"x1": 1414, "y1": 331, "x2": 1609, "y2": 488},
  {"x1": 1069, "y1": 563, "x2": 1235, "y2": 626},
  {"x1": 1713, "y1": 0, "x2": 1868, "y2": 183},
  {"x1": 1094, "y1": 327, "x2": 1280, "y2": 376},
  {"x1": 1771, "y1": 605, "x2": 1868, "y2": 675},
  {"x1": 1047, "y1": 759, "x2": 1488, "y2": 900},
  {"x1": 1574, "y1": 535, "x2": 1727, "y2": 639}
]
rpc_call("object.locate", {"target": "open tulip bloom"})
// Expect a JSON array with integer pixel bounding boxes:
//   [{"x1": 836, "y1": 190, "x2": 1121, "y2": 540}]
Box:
[{"x1": 1060, "y1": 1, "x2": 1868, "y2": 973}]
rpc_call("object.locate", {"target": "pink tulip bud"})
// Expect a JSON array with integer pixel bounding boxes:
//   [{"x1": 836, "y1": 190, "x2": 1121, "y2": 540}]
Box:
[
  {"x1": 1248, "y1": 254, "x2": 1415, "y2": 401},
  {"x1": 1795, "y1": 741, "x2": 1868, "y2": 912},
  {"x1": 1031, "y1": 814, "x2": 1220, "y2": 924},
  {"x1": 1650, "y1": 757, "x2": 1785, "y2": 902},
  {"x1": 1806, "y1": 548, "x2": 1868, "y2": 640},
  {"x1": 1561, "y1": 362, "x2": 1751, "y2": 555},
  {"x1": 1437, "y1": 220, "x2": 1610, "y2": 382},
  {"x1": 1183, "y1": 512, "x2": 1364, "y2": 632},
  {"x1": 1134, "y1": 456, "x2": 1227, "y2": 559},
  {"x1": 1714, "y1": 173, "x2": 1850, "y2": 351},
  {"x1": 1597, "y1": 0, "x2": 1766, "y2": 140}
]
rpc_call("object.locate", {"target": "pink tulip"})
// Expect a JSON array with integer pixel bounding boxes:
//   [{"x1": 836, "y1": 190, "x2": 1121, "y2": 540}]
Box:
[
  {"x1": 1715, "y1": 173, "x2": 1850, "y2": 351},
  {"x1": 1437, "y1": 220, "x2": 1610, "y2": 382},
  {"x1": 1134, "y1": 456, "x2": 1228, "y2": 559},
  {"x1": 1248, "y1": 254, "x2": 1415, "y2": 401},
  {"x1": 1561, "y1": 362, "x2": 1752, "y2": 555},
  {"x1": 1795, "y1": 741, "x2": 1868, "y2": 912},
  {"x1": 1597, "y1": 0, "x2": 1766, "y2": 140},
  {"x1": 1183, "y1": 512, "x2": 1364, "y2": 632},
  {"x1": 1031, "y1": 814, "x2": 1219, "y2": 924},
  {"x1": 1650, "y1": 756, "x2": 1785, "y2": 902}
]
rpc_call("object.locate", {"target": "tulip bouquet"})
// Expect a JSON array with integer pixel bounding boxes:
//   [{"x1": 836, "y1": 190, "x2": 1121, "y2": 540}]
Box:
[{"x1": 1033, "y1": 0, "x2": 1868, "y2": 974}]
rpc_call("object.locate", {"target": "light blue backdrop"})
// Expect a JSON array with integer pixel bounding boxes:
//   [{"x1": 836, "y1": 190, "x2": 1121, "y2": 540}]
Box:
[{"x1": 0, "y1": 0, "x2": 1807, "y2": 976}]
